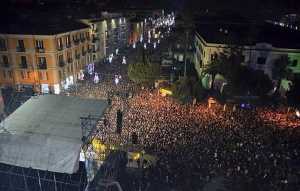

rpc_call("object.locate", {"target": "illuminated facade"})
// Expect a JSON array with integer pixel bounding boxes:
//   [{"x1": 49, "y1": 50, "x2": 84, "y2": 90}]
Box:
[
  {"x1": 0, "y1": 22, "x2": 92, "y2": 94},
  {"x1": 128, "y1": 20, "x2": 144, "y2": 45},
  {"x1": 194, "y1": 23, "x2": 300, "y2": 80},
  {"x1": 83, "y1": 13, "x2": 129, "y2": 62}
]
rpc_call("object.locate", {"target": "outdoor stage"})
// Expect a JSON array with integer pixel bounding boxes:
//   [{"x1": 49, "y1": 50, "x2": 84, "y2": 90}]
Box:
[{"x1": 0, "y1": 94, "x2": 108, "y2": 191}]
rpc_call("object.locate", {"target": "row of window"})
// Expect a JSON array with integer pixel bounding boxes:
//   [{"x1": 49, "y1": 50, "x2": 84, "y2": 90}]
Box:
[
  {"x1": 58, "y1": 48, "x2": 89, "y2": 66},
  {"x1": 208, "y1": 53, "x2": 299, "y2": 66},
  {"x1": 1, "y1": 49, "x2": 91, "y2": 69},
  {"x1": 57, "y1": 32, "x2": 90, "y2": 50},
  {"x1": 1, "y1": 55, "x2": 47, "y2": 69},
  {"x1": 0, "y1": 39, "x2": 50, "y2": 52},
  {"x1": 1, "y1": 70, "x2": 48, "y2": 81},
  {"x1": 0, "y1": 33, "x2": 90, "y2": 52}
]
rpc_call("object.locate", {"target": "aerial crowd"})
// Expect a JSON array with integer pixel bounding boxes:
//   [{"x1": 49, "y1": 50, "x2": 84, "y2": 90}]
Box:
[
  {"x1": 64, "y1": 24, "x2": 300, "y2": 190},
  {"x1": 70, "y1": 69, "x2": 299, "y2": 191}
]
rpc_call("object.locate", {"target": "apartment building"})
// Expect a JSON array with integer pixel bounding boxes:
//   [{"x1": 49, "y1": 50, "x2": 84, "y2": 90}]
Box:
[
  {"x1": 0, "y1": 19, "x2": 92, "y2": 94},
  {"x1": 194, "y1": 22, "x2": 300, "y2": 80},
  {"x1": 128, "y1": 18, "x2": 144, "y2": 45},
  {"x1": 82, "y1": 12, "x2": 129, "y2": 62}
]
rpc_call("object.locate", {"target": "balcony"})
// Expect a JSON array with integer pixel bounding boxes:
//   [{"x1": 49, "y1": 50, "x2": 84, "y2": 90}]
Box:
[
  {"x1": 0, "y1": 47, "x2": 7, "y2": 51},
  {"x1": 59, "y1": 60, "x2": 65, "y2": 67},
  {"x1": 67, "y1": 58, "x2": 73, "y2": 63},
  {"x1": 66, "y1": 43, "x2": 72, "y2": 48},
  {"x1": 57, "y1": 45, "x2": 64, "y2": 51},
  {"x1": 75, "y1": 54, "x2": 80, "y2": 59},
  {"x1": 82, "y1": 51, "x2": 86, "y2": 56},
  {"x1": 92, "y1": 37, "x2": 99, "y2": 43},
  {"x1": 80, "y1": 38, "x2": 86, "y2": 43},
  {"x1": 16, "y1": 47, "x2": 25, "y2": 52},
  {"x1": 36, "y1": 47, "x2": 45, "y2": 53},
  {"x1": 20, "y1": 63, "x2": 28, "y2": 69},
  {"x1": 87, "y1": 48, "x2": 92, "y2": 53},
  {"x1": 73, "y1": 39, "x2": 80, "y2": 45},
  {"x1": 1, "y1": 62, "x2": 10, "y2": 68},
  {"x1": 38, "y1": 63, "x2": 47, "y2": 70}
]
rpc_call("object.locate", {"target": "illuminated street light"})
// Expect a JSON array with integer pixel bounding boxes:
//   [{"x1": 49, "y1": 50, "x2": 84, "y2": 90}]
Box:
[
  {"x1": 88, "y1": 63, "x2": 94, "y2": 75},
  {"x1": 122, "y1": 56, "x2": 127, "y2": 64},
  {"x1": 108, "y1": 54, "x2": 113, "y2": 63},
  {"x1": 115, "y1": 77, "x2": 119, "y2": 85},
  {"x1": 144, "y1": 43, "x2": 147, "y2": 49},
  {"x1": 94, "y1": 73, "x2": 99, "y2": 84},
  {"x1": 296, "y1": 110, "x2": 300, "y2": 118},
  {"x1": 140, "y1": 35, "x2": 143, "y2": 43},
  {"x1": 133, "y1": 43, "x2": 136, "y2": 49},
  {"x1": 79, "y1": 70, "x2": 84, "y2": 80},
  {"x1": 116, "y1": 48, "x2": 119, "y2": 55}
]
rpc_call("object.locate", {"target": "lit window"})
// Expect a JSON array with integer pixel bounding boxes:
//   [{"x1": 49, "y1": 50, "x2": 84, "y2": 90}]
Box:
[
  {"x1": 36, "y1": 40, "x2": 44, "y2": 49},
  {"x1": 0, "y1": 38, "x2": 7, "y2": 50},
  {"x1": 20, "y1": 56, "x2": 27, "y2": 68},
  {"x1": 38, "y1": 57, "x2": 47, "y2": 69}
]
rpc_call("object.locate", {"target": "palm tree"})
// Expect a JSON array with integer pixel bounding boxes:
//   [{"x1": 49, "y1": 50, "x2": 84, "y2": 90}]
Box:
[{"x1": 272, "y1": 55, "x2": 292, "y2": 91}]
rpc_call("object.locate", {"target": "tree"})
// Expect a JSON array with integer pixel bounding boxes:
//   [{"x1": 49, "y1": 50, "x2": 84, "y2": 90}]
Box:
[
  {"x1": 204, "y1": 48, "x2": 273, "y2": 96},
  {"x1": 171, "y1": 76, "x2": 207, "y2": 102},
  {"x1": 204, "y1": 48, "x2": 244, "y2": 90},
  {"x1": 128, "y1": 55, "x2": 160, "y2": 84},
  {"x1": 272, "y1": 55, "x2": 292, "y2": 83},
  {"x1": 287, "y1": 80, "x2": 300, "y2": 107}
]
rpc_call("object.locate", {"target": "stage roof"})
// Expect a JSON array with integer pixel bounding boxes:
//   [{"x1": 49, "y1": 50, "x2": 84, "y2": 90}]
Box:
[{"x1": 0, "y1": 95, "x2": 108, "y2": 174}]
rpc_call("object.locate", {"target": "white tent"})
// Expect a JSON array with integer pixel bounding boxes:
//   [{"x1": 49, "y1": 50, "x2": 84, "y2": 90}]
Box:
[{"x1": 0, "y1": 95, "x2": 108, "y2": 174}]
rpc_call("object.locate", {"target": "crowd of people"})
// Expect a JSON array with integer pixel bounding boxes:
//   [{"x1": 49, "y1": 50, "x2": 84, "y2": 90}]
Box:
[
  {"x1": 65, "y1": 25, "x2": 300, "y2": 191},
  {"x1": 96, "y1": 89, "x2": 299, "y2": 191},
  {"x1": 71, "y1": 74, "x2": 300, "y2": 191}
]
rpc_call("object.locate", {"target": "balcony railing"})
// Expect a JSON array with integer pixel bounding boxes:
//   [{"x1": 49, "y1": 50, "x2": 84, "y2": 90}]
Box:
[
  {"x1": 1, "y1": 62, "x2": 10, "y2": 68},
  {"x1": 73, "y1": 39, "x2": 80, "y2": 45},
  {"x1": 57, "y1": 45, "x2": 64, "y2": 51},
  {"x1": 67, "y1": 58, "x2": 73, "y2": 63},
  {"x1": 20, "y1": 63, "x2": 28, "y2": 69},
  {"x1": 36, "y1": 47, "x2": 45, "y2": 53},
  {"x1": 38, "y1": 63, "x2": 47, "y2": 70},
  {"x1": 80, "y1": 38, "x2": 86, "y2": 43},
  {"x1": 66, "y1": 43, "x2": 72, "y2": 48},
  {"x1": 82, "y1": 51, "x2": 86, "y2": 56},
  {"x1": 87, "y1": 48, "x2": 92, "y2": 53},
  {"x1": 16, "y1": 47, "x2": 25, "y2": 52},
  {"x1": 59, "y1": 60, "x2": 65, "y2": 67},
  {"x1": 0, "y1": 47, "x2": 7, "y2": 51},
  {"x1": 75, "y1": 54, "x2": 80, "y2": 59},
  {"x1": 92, "y1": 37, "x2": 99, "y2": 43}
]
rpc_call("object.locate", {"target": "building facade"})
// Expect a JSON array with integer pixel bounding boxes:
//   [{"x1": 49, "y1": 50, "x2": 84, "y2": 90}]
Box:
[
  {"x1": 82, "y1": 13, "x2": 130, "y2": 63},
  {"x1": 194, "y1": 24, "x2": 300, "y2": 80},
  {"x1": 0, "y1": 23, "x2": 92, "y2": 94}
]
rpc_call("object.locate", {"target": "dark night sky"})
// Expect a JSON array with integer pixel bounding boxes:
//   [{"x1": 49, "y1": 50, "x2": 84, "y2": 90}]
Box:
[{"x1": 1, "y1": 0, "x2": 300, "y2": 14}]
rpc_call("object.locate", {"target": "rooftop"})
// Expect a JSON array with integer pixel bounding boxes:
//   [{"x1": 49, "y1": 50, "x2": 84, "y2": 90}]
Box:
[
  {"x1": 0, "y1": 16, "x2": 90, "y2": 35},
  {"x1": 0, "y1": 95, "x2": 108, "y2": 174},
  {"x1": 196, "y1": 22, "x2": 300, "y2": 49}
]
